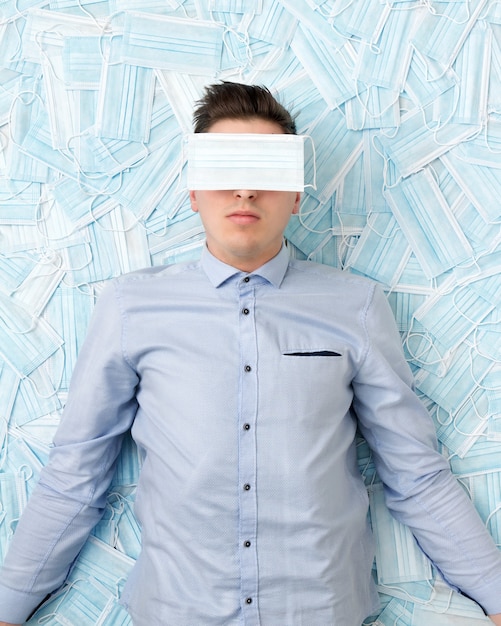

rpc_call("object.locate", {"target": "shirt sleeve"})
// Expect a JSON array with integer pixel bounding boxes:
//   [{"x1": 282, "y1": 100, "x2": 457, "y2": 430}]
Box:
[
  {"x1": 352, "y1": 283, "x2": 501, "y2": 616},
  {"x1": 0, "y1": 280, "x2": 139, "y2": 624}
]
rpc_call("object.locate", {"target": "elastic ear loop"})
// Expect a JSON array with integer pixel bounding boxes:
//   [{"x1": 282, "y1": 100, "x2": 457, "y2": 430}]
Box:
[
  {"x1": 303, "y1": 134, "x2": 317, "y2": 192},
  {"x1": 403, "y1": 315, "x2": 450, "y2": 371},
  {"x1": 450, "y1": 389, "x2": 490, "y2": 440},
  {"x1": 486, "y1": 504, "x2": 501, "y2": 544},
  {"x1": 423, "y1": 0, "x2": 471, "y2": 25}
]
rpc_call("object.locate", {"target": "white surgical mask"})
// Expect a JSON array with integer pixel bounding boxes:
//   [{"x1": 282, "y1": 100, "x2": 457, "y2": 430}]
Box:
[{"x1": 186, "y1": 132, "x2": 305, "y2": 191}]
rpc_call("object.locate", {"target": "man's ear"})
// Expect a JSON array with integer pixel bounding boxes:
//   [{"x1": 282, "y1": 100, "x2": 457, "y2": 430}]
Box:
[
  {"x1": 292, "y1": 192, "x2": 301, "y2": 215},
  {"x1": 189, "y1": 190, "x2": 198, "y2": 212}
]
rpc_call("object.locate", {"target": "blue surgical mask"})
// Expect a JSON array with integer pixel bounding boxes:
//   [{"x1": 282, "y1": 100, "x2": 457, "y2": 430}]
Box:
[
  {"x1": 3, "y1": 431, "x2": 42, "y2": 494},
  {"x1": 384, "y1": 167, "x2": 474, "y2": 279},
  {"x1": 206, "y1": 0, "x2": 262, "y2": 14},
  {"x1": 120, "y1": 11, "x2": 224, "y2": 74},
  {"x1": 412, "y1": 579, "x2": 497, "y2": 623},
  {"x1": 371, "y1": 596, "x2": 415, "y2": 625},
  {"x1": 306, "y1": 107, "x2": 361, "y2": 203},
  {"x1": 10, "y1": 366, "x2": 61, "y2": 429},
  {"x1": 457, "y1": 118, "x2": 501, "y2": 170},
  {"x1": 414, "y1": 343, "x2": 492, "y2": 417},
  {"x1": 115, "y1": 138, "x2": 183, "y2": 217},
  {"x1": 29, "y1": 576, "x2": 117, "y2": 625},
  {"x1": 345, "y1": 85, "x2": 400, "y2": 131},
  {"x1": 436, "y1": 387, "x2": 490, "y2": 458},
  {"x1": 0, "y1": 358, "x2": 19, "y2": 425},
  {"x1": 0, "y1": 0, "x2": 46, "y2": 23},
  {"x1": 285, "y1": 193, "x2": 333, "y2": 259},
  {"x1": 0, "y1": 290, "x2": 63, "y2": 377},
  {"x1": 0, "y1": 180, "x2": 41, "y2": 224},
  {"x1": 110, "y1": 431, "x2": 141, "y2": 488},
  {"x1": 413, "y1": 285, "x2": 495, "y2": 351},
  {"x1": 8, "y1": 78, "x2": 52, "y2": 183},
  {"x1": 441, "y1": 148, "x2": 501, "y2": 223},
  {"x1": 0, "y1": 471, "x2": 27, "y2": 562},
  {"x1": 411, "y1": 0, "x2": 488, "y2": 72},
  {"x1": 67, "y1": 534, "x2": 135, "y2": 593},
  {"x1": 238, "y1": 0, "x2": 297, "y2": 46},
  {"x1": 405, "y1": 49, "x2": 458, "y2": 110},
  {"x1": 278, "y1": 0, "x2": 346, "y2": 48},
  {"x1": 61, "y1": 35, "x2": 106, "y2": 91},
  {"x1": 42, "y1": 282, "x2": 94, "y2": 390},
  {"x1": 110, "y1": 0, "x2": 187, "y2": 12},
  {"x1": 0, "y1": 67, "x2": 20, "y2": 125},
  {"x1": 354, "y1": 5, "x2": 416, "y2": 94},
  {"x1": 450, "y1": 437, "x2": 501, "y2": 476},
  {"x1": 96, "y1": 63, "x2": 156, "y2": 143},
  {"x1": 377, "y1": 108, "x2": 477, "y2": 181},
  {"x1": 386, "y1": 291, "x2": 427, "y2": 334},
  {"x1": 76, "y1": 94, "x2": 178, "y2": 183},
  {"x1": 291, "y1": 22, "x2": 355, "y2": 110},
  {"x1": 327, "y1": 0, "x2": 391, "y2": 45},
  {"x1": 449, "y1": 21, "x2": 490, "y2": 127},
  {"x1": 347, "y1": 212, "x2": 410, "y2": 287}
]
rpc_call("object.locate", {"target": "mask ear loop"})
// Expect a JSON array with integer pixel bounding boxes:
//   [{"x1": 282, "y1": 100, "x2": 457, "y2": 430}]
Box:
[
  {"x1": 403, "y1": 314, "x2": 451, "y2": 373},
  {"x1": 302, "y1": 134, "x2": 317, "y2": 192},
  {"x1": 220, "y1": 22, "x2": 254, "y2": 78},
  {"x1": 98, "y1": 11, "x2": 125, "y2": 67},
  {"x1": 423, "y1": 0, "x2": 471, "y2": 25},
  {"x1": 0, "y1": 14, "x2": 23, "y2": 64},
  {"x1": 174, "y1": 134, "x2": 190, "y2": 199},
  {"x1": 0, "y1": 0, "x2": 24, "y2": 26},
  {"x1": 370, "y1": 130, "x2": 403, "y2": 190}
]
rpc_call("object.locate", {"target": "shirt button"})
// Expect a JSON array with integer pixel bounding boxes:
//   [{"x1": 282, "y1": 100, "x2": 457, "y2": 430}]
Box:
[
  {"x1": 243, "y1": 423, "x2": 250, "y2": 430},
  {"x1": 246, "y1": 597, "x2": 252, "y2": 604},
  {"x1": 242, "y1": 307, "x2": 250, "y2": 315},
  {"x1": 244, "y1": 540, "x2": 251, "y2": 547},
  {"x1": 243, "y1": 483, "x2": 251, "y2": 491},
  {"x1": 244, "y1": 365, "x2": 252, "y2": 372},
  {"x1": 243, "y1": 276, "x2": 250, "y2": 282}
]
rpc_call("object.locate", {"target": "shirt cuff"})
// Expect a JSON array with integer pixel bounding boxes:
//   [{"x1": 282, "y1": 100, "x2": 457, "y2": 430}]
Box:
[{"x1": 0, "y1": 583, "x2": 48, "y2": 624}]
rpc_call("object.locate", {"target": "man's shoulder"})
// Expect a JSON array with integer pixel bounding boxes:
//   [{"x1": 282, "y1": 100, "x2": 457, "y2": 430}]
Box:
[
  {"x1": 114, "y1": 259, "x2": 203, "y2": 286},
  {"x1": 287, "y1": 258, "x2": 377, "y2": 291}
]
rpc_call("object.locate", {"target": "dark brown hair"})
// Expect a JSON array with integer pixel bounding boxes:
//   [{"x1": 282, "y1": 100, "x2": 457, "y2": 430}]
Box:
[{"x1": 193, "y1": 81, "x2": 297, "y2": 134}]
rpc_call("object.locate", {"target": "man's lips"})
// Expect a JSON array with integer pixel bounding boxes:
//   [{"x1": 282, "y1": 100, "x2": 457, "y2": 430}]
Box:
[{"x1": 227, "y1": 210, "x2": 260, "y2": 224}]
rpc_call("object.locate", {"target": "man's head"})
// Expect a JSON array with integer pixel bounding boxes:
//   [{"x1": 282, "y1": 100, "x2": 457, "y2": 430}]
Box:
[
  {"x1": 189, "y1": 82, "x2": 301, "y2": 273},
  {"x1": 192, "y1": 81, "x2": 297, "y2": 135}
]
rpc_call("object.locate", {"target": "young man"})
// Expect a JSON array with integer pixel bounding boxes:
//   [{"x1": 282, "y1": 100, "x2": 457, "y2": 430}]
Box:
[{"x1": 0, "y1": 82, "x2": 500, "y2": 626}]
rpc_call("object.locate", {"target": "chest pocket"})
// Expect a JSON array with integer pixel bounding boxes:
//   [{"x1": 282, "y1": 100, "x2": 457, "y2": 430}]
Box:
[
  {"x1": 276, "y1": 347, "x2": 351, "y2": 419},
  {"x1": 283, "y1": 350, "x2": 342, "y2": 357}
]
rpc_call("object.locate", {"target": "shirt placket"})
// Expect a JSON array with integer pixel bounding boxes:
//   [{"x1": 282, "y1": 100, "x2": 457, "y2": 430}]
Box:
[{"x1": 237, "y1": 275, "x2": 260, "y2": 625}]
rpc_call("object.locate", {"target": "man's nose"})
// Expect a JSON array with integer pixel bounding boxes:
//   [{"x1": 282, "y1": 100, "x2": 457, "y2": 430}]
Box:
[{"x1": 233, "y1": 189, "x2": 258, "y2": 200}]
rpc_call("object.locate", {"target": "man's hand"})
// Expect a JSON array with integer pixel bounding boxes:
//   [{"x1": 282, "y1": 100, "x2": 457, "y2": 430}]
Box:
[{"x1": 489, "y1": 615, "x2": 501, "y2": 625}]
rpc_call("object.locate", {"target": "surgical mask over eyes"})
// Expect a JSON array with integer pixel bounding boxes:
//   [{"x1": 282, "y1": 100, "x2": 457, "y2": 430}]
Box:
[{"x1": 186, "y1": 132, "x2": 306, "y2": 191}]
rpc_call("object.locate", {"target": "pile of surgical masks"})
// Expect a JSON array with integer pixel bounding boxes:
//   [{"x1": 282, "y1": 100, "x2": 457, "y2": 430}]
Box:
[{"x1": 0, "y1": 1, "x2": 500, "y2": 624}]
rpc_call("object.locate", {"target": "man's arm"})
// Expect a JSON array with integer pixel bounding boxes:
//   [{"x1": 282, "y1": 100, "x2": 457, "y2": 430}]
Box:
[
  {"x1": 490, "y1": 615, "x2": 501, "y2": 625},
  {"x1": 352, "y1": 284, "x2": 501, "y2": 617},
  {"x1": 0, "y1": 281, "x2": 139, "y2": 623}
]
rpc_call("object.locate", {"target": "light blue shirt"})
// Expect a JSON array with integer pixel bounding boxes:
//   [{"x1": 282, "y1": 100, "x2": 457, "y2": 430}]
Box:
[{"x1": 1, "y1": 245, "x2": 500, "y2": 625}]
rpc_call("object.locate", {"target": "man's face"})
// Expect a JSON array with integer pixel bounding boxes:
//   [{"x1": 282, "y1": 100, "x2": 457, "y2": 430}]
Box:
[{"x1": 189, "y1": 118, "x2": 301, "y2": 272}]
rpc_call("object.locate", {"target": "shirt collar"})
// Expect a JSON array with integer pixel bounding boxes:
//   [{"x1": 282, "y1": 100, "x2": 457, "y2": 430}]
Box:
[{"x1": 201, "y1": 242, "x2": 290, "y2": 289}]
